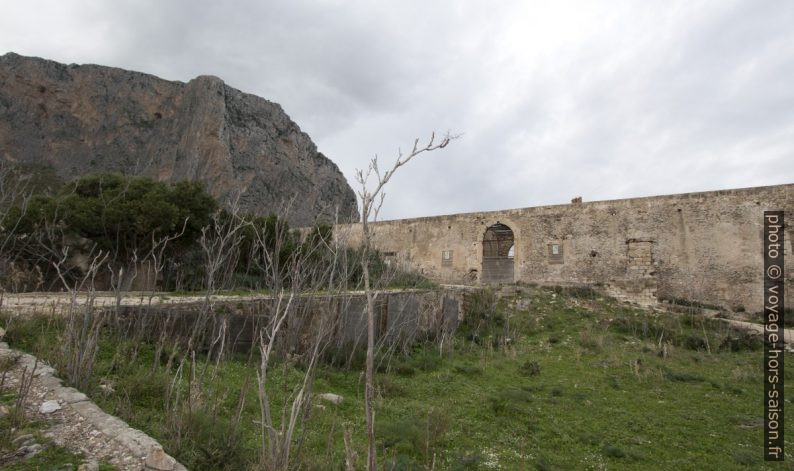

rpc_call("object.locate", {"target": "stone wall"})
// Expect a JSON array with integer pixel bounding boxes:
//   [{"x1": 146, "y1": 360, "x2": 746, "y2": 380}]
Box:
[
  {"x1": 334, "y1": 184, "x2": 793, "y2": 312},
  {"x1": 115, "y1": 289, "x2": 465, "y2": 354}
]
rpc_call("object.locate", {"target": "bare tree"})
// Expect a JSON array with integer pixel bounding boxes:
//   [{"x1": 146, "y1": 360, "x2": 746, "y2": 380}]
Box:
[
  {"x1": 252, "y1": 205, "x2": 344, "y2": 470},
  {"x1": 0, "y1": 161, "x2": 32, "y2": 295},
  {"x1": 355, "y1": 132, "x2": 455, "y2": 470}
]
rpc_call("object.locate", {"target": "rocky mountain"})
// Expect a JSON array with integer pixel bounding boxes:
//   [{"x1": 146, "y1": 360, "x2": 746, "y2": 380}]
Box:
[{"x1": 0, "y1": 52, "x2": 358, "y2": 226}]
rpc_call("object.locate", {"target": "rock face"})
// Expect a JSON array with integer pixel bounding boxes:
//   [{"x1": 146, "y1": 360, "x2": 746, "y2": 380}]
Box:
[{"x1": 0, "y1": 52, "x2": 358, "y2": 226}]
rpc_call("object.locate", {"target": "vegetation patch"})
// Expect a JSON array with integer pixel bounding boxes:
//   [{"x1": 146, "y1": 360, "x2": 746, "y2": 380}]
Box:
[{"x1": 1, "y1": 286, "x2": 790, "y2": 469}]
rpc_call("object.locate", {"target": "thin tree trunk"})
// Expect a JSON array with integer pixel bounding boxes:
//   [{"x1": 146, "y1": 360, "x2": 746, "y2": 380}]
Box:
[{"x1": 362, "y1": 210, "x2": 377, "y2": 470}]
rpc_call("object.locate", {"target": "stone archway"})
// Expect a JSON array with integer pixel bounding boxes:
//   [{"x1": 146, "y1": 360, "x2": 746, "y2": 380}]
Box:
[{"x1": 482, "y1": 223, "x2": 515, "y2": 283}]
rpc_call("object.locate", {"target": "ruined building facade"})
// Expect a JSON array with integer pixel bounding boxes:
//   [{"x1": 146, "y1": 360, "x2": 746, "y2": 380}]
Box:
[{"x1": 336, "y1": 184, "x2": 793, "y2": 312}]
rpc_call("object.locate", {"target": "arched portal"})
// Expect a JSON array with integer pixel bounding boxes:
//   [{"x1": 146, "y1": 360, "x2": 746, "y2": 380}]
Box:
[{"x1": 482, "y1": 223, "x2": 515, "y2": 283}]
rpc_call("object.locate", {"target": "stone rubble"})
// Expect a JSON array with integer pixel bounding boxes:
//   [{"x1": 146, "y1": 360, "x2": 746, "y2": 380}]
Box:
[
  {"x1": 0, "y1": 340, "x2": 187, "y2": 470},
  {"x1": 317, "y1": 393, "x2": 344, "y2": 405},
  {"x1": 39, "y1": 399, "x2": 61, "y2": 414}
]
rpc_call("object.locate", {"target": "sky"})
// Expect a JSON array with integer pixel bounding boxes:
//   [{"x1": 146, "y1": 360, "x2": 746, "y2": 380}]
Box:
[{"x1": 2, "y1": 0, "x2": 793, "y2": 220}]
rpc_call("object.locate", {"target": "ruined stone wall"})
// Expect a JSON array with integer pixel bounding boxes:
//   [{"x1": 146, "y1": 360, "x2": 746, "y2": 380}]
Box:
[
  {"x1": 114, "y1": 289, "x2": 464, "y2": 353},
  {"x1": 335, "y1": 184, "x2": 793, "y2": 312}
]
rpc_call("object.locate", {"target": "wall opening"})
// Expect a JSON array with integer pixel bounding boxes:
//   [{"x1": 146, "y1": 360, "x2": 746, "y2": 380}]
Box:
[{"x1": 482, "y1": 223, "x2": 514, "y2": 283}]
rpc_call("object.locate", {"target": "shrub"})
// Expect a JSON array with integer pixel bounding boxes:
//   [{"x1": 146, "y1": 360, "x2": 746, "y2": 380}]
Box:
[
  {"x1": 377, "y1": 376, "x2": 406, "y2": 397},
  {"x1": 719, "y1": 330, "x2": 762, "y2": 352},
  {"x1": 733, "y1": 451, "x2": 755, "y2": 466},
  {"x1": 449, "y1": 453, "x2": 484, "y2": 470},
  {"x1": 489, "y1": 388, "x2": 533, "y2": 415},
  {"x1": 458, "y1": 289, "x2": 505, "y2": 345},
  {"x1": 518, "y1": 360, "x2": 541, "y2": 377},
  {"x1": 603, "y1": 445, "x2": 626, "y2": 458},
  {"x1": 168, "y1": 408, "x2": 248, "y2": 471},
  {"x1": 579, "y1": 326, "x2": 604, "y2": 351},
  {"x1": 385, "y1": 455, "x2": 423, "y2": 471},
  {"x1": 664, "y1": 370, "x2": 705, "y2": 383},
  {"x1": 409, "y1": 349, "x2": 442, "y2": 373},
  {"x1": 453, "y1": 364, "x2": 483, "y2": 376},
  {"x1": 378, "y1": 408, "x2": 449, "y2": 463},
  {"x1": 679, "y1": 335, "x2": 708, "y2": 351}
]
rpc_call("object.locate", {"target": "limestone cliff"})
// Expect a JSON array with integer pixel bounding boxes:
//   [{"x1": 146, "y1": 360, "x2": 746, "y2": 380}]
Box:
[{"x1": 0, "y1": 52, "x2": 358, "y2": 226}]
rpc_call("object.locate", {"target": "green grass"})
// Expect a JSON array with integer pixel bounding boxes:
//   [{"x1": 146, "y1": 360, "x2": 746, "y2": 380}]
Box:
[{"x1": 2, "y1": 286, "x2": 792, "y2": 470}]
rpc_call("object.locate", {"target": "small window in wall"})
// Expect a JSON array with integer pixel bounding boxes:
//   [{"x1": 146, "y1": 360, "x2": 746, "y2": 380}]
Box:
[
  {"x1": 442, "y1": 250, "x2": 453, "y2": 266},
  {"x1": 548, "y1": 243, "x2": 563, "y2": 264}
]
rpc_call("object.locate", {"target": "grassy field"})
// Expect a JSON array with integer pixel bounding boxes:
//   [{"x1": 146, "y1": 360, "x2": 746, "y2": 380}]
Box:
[{"x1": 2, "y1": 285, "x2": 792, "y2": 470}]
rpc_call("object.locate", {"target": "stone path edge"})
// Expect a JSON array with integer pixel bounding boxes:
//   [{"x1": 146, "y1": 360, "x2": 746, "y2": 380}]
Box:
[{"x1": 0, "y1": 340, "x2": 188, "y2": 471}]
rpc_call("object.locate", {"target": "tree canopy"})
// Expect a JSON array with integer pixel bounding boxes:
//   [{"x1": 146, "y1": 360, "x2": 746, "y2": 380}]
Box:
[{"x1": 15, "y1": 173, "x2": 217, "y2": 261}]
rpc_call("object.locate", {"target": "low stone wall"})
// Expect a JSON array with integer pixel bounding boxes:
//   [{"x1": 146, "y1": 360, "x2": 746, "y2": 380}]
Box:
[
  {"x1": 0, "y1": 339, "x2": 186, "y2": 471},
  {"x1": 113, "y1": 289, "x2": 466, "y2": 354}
]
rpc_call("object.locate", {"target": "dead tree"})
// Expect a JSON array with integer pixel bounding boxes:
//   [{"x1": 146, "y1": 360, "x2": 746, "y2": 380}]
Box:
[
  {"x1": 355, "y1": 132, "x2": 455, "y2": 470},
  {"x1": 253, "y1": 205, "x2": 343, "y2": 470}
]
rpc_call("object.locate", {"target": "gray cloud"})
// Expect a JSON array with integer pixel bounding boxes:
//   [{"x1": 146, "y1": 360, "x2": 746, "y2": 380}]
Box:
[{"x1": 2, "y1": 0, "x2": 792, "y2": 220}]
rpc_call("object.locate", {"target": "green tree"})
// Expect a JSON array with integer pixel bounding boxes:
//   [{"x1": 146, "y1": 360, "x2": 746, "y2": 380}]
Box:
[
  {"x1": 59, "y1": 173, "x2": 216, "y2": 259},
  {"x1": 8, "y1": 173, "x2": 217, "y2": 288}
]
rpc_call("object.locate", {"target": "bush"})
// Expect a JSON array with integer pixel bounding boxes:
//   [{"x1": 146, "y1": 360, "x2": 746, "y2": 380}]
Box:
[
  {"x1": 409, "y1": 349, "x2": 442, "y2": 373},
  {"x1": 664, "y1": 370, "x2": 705, "y2": 383},
  {"x1": 489, "y1": 387, "x2": 533, "y2": 415},
  {"x1": 579, "y1": 326, "x2": 604, "y2": 351},
  {"x1": 680, "y1": 335, "x2": 708, "y2": 351},
  {"x1": 449, "y1": 453, "x2": 484, "y2": 470},
  {"x1": 610, "y1": 316, "x2": 666, "y2": 342},
  {"x1": 719, "y1": 330, "x2": 763, "y2": 352},
  {"x1": 518, "y1": 360, "x2": 541, "y2": 377},
  {"x1": 453, "y1": 364, "x2": 483, "y2": 376},
  {"x1": 377, "y1": 376, "x2": 407, "y2": 397},
  {"x1": 168, "y1": 408, "x2": 248, "y2": 471},
  {"x1": 378, "y1": 408, "x2": 449, "y2": 463},
  {"x1": 603, "y1": 445, "x2": 626, "y2": 458},
  {"x1": 114, "y1": 369, "x2": 170, "y2": 410},
  {"x1": 458, "y1": 289, "x2": 505, "y2": 345},
  {"x1": 385, "y1": 455, "x2": 423, "y2": 471}
]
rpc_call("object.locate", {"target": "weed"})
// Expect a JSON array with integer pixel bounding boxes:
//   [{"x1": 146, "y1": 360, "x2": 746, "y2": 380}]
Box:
[
  {"x1": 578, "y1": 433, "x2": 602, "y2": 446},
  {"x1": 680, "y1": 335, "x2": 708, "y2": 351},
  {"x1": 448, "y1": 452, "x2": 484, "y2": 470},
  {"x1": 663, "y1": 370, "x2": 705, "y2": 383},
  {"x1": 719, "y1": 330, "x2": 762, "y2": 352},
  {"x1": 394, "y1": 365, "x2": 416, "y2": 377},
  {"x1": 535, "y1": 457, "x2": 555, "y2": 470},
  {"x1": 378, "y1": 408, "x2": 449, "y2": 464},
  {"x1": 579, "y1": 325, "x2": 604, "y2": 351},
  {"x1": 409, "y1": 350, "x2": 442, "y2": 373},
  {"x1": 733, "y1": 451, "x2": 755, "y2": 466},
  {"x1": 459, "y1": 289, "x2": 505, "y2": 345},
  {"x1": 377, "y1": 376, "x2": 406, "y2": 398},
  {"x1": 0, "y1": 287, "x2": 782, "y2": 470},
  {"x1": 452, "y1": 364, "x2": 483, "y2": 376},
  {"x1": 518, "y1": 360, "x2": 541, "y2": 377},
  {"x1": 602, "y1": 445, "x2": 626, "y2": 458}
]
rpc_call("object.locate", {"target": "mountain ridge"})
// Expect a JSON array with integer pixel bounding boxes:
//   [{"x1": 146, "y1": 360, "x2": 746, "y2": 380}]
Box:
[{"x1": 0, "y1": 52, "x2": 359, "y2": 226}]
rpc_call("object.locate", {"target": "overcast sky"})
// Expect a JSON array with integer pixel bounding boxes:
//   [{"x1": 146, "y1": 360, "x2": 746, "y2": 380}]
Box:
[{"x1": 2, "y1": 0, "x2": 793, "y2": 220}]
